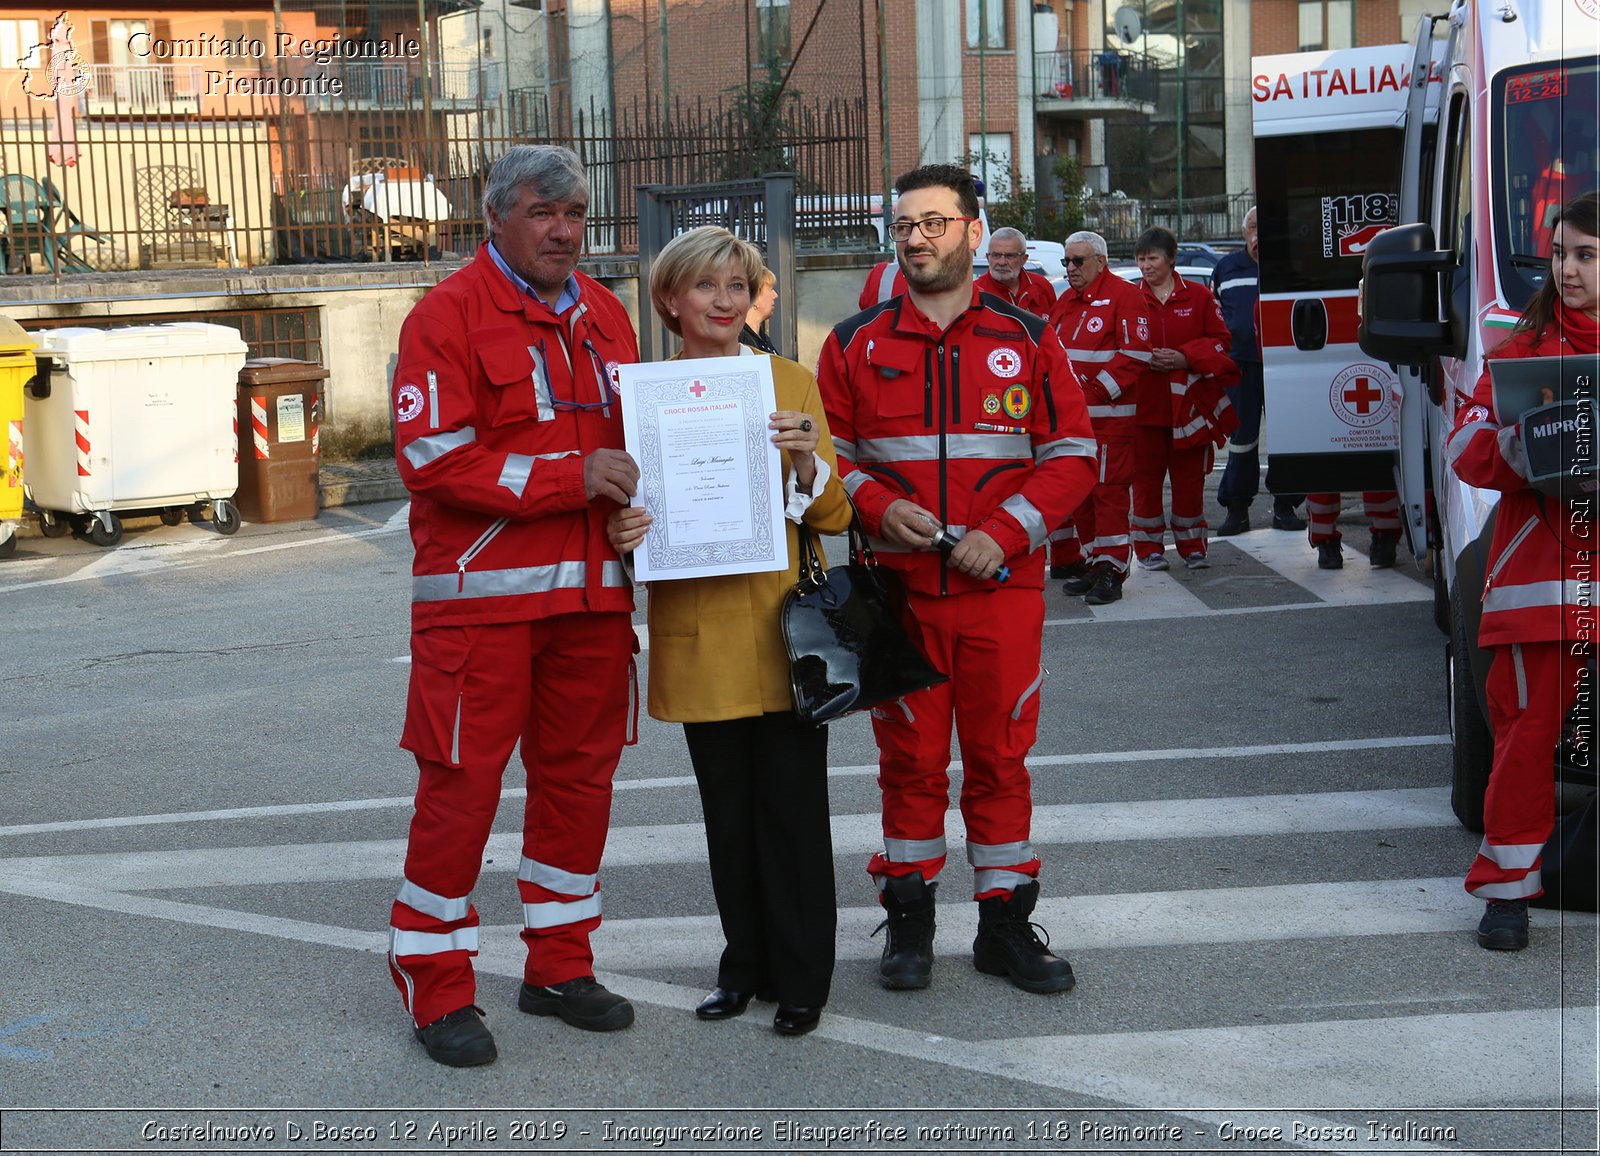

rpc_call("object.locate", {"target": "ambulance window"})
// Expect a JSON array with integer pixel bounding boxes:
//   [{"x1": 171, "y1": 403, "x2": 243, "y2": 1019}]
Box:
[
  {"x1": 1440, "y1": 92, "x2": 1471, "y2": 255},
  {"x1": 1496, "y1": 58, "x2": 1598, "y2": 309},
  {"x1": 1255, "y1": 127, "x2": 1402, "y2": 294}
]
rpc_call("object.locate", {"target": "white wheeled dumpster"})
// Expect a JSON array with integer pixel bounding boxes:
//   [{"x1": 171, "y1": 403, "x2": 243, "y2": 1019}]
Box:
[{"x1": 26, "y1": 323, "x2": 248, "y2": 546}]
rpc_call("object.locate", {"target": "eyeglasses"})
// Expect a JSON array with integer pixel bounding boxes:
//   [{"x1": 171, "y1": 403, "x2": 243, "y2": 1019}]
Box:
[
  {"x1": 1066, "y1": 255, "x2": 1093, "y2": 267},
  {"x1": 887, "y1": 215, "x2": 977, "y2": 242}
]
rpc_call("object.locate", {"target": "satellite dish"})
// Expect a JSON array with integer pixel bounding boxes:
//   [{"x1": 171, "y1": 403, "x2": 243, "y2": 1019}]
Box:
[{"x1": 1113, "y1": 5, "x2": 1142, "y2": 45}]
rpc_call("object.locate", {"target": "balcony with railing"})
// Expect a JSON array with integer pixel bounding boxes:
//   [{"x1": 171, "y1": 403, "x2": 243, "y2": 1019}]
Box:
[
  {"x1": 82, "y1": 64, "x2": 206, "y2": 114},
  {"x1": 1032, "y1": 49, "x2": 1159, "y2": 118}
]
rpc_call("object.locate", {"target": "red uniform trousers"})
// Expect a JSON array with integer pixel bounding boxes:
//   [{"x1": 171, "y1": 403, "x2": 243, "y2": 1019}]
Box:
[
  {"x1": 1052, "y1": 433, "x2": 1133, "y2": 576},
  {"x1": 1130, "y1": 425, "x2": 1213, "y2": 562},
  {"x1": 1305, "y1": 491, "x2": 1401, "y2": 546},
  {"x1": 388, "y1": 612, "x2": 635, "y2": 1028},
  {"x1": 867, "y1": 586, "x2": 1044, "y2": 900},
  {"x1": 1468, "y1": 641, "x2": 1584, "y2": 900}
]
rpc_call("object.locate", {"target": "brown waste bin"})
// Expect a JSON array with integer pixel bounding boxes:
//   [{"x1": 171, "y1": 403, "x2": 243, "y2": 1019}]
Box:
[{"x1": 236, "y1": 358, "x2": 329, "y2": 522}]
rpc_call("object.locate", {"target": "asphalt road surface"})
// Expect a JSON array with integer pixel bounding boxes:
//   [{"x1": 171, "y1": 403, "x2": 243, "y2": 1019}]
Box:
[{"x1": 0, "y1": 495, "x2": 1594, "y2": 1155}]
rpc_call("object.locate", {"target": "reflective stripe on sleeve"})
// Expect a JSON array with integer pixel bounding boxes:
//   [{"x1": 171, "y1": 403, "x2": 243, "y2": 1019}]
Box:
[
  {"x1": 832, "y1": 437, "x2": 858, "y2": 462},
  {"x1": 1088, "y1": 404, "x2": 1138, "y2": 420},
  {"x1": 390, "y1": 926, "x2": 479, "y2": 956},
  {"x1": 1215, "y1": 276, "x2": 1256, "y2": 294},
  {"x1": 518, "y1": 856, "x2": 598, "y2": 897},
  {"x1": 414, "y1": 559, "x2": 628, "y2": 602},
  {"x1": 998, "y1": 493, "x2": 1047, "y2": 549},
  {"x1": 1035, "y1": 435, "x2": 1098, "y2": 463},
  {"x1": 403, "y1": 426, "x2": 477, "y2": 470},
  {"x1": 1099, "y1": 371, "x2": 1122, "y2": 399},
  {"x1": 1065, "y1": 348, "x2": 1115, "y2": 362},
  {"x1": 523, "y1": 891, "x2": 603, "y2": 930},
  {"x1": 1445, "y1": 420, "x2": 1496, "y2": 468},
  {"x1": 842, "y1": 470, "x2": 875, "y2": 497},
  {"x1": 396, "y1": 878, "x2": 471, "y2": 923},
  {"x1": 498, "y1": 453, "x2": 534, "y2": 497}
]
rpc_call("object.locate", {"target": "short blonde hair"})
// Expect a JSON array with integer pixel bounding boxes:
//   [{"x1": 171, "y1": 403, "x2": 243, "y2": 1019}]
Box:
[
  {"x1": 649, "y1": 226, "x2": 765, "y2": 336},
  {"x1": 756, "y1": 266, "x2": 776, "y2": 295}
]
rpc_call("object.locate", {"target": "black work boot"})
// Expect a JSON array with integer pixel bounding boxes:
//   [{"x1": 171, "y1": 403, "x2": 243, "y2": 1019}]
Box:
[
  {"x1": 1216, "y1": 504, "x2": 1250, "y2": 536},
  {"x1": 1084, "y1": 565, "x2": 1123, "y2": 605},
  {"x1": 1369, "y1": 534, "x2": 1398, "y2": 568},
  {"x1": 1058, "y1": 562, "x2": 1095, "y2": 595},
  {"x1": 1477, "y1": 898, "x2": 1530, "y2": 951},
  {"x1": 414, "y1": 1005, "x2": 497, "y2": 1067},
  {"x1": 872, "y1": 874, "x2": 936, "y2": 989},
  {"x1": 973, "y1": 881, "x2": 1076, "y2": 994}
]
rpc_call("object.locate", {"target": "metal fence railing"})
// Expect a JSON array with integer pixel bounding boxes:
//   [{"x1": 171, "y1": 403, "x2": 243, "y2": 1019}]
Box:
[
  {"x1": 1075, "y1": 191, "x2": 1255, "y2": 249},
  {"x1": 1032, "y1": 49, "x2": 1161, "y2": 105},
  {"x1": 0, "y1": 75, "x2": 872, "y2": 275}
]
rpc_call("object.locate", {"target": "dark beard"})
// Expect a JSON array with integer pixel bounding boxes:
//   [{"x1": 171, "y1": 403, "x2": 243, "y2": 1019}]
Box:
[{"x1": 900, "y1": 245, "x2": 971, "y2": 293}]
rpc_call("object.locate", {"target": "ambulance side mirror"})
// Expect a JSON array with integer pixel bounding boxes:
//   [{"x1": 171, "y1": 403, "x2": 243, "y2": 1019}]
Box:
[{"x1": 1358, "y1": 223, "x2": 1453, "y2": 366}]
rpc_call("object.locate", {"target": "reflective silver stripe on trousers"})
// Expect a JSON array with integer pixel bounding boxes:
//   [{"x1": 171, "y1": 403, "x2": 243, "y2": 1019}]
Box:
[
  {"x1": 1477, "y1": 836, "x2": 1543, "y2": 871},
  {"x1": 1011, "y1": 667, "x2": 1044, "y2": 719},
  {"x1": 967, "y1": 840, "x2": 1037, "y2": 867},
  {"x1": 523, "y1": 891, "x2": 603, "y2": 930},
  {"x1": 1088, "y1": 404, "x2": 1137, "y2": 420},
  {"x1": 396, "y1": 878, "x2": 471, "y2": 923},
  {"x1": 882, "y1": 836, "x2": 948, "y2": 863},
  {"x1": 518, "y1": 855, "x2": 598, "y2": 897},
  {"x1": 414, "y1": 559, "x2": 629, "y2": 602},
  {"x1": 1473, "y1": 873, "x2": 1542, "y2": 899},
  {"x1": 1513, "y1": 643, "x2": 1528, "y2": 711},
  {"x1": 974, "y1": 868, "x2": 1036, "y2": 893},
  {"x1": 390, "y1": 926, "x2": 479, "y2": 956},
  {"x1": 1483, "y1": 579, "x2": 1592, "y2": 616},
  {"x1": 404, "y1": 425, "x2": 477, "y2": 470},
  {"x1": 498, "y1": 453, "x2": 534, "y2": 498},
  {"x1": 857, "y1": 434, "x2": 1032, "y2": 462},
  {"x1": 998, "y1": 493, "x2": 1047, "y2": 549},
  {"x1": 1035, "y1": 435, "x2": 1098, "y2": 463}
]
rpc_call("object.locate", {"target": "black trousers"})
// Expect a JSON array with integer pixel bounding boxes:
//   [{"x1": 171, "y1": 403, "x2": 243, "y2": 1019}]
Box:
[{"x1": 683, "y1": 711, "x2": 837, "y2": 1006}]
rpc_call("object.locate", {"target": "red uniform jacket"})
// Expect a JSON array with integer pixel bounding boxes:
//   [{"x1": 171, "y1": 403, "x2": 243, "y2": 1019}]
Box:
[
  {"x1": 1447, "y1": 307, "x2": 1599, "y2": 647},
  {"x1": 859, "y1": 260, "x2": 908, "y2": 310},
  {"x1": 1135, "y1": 273, "x2": 1240, "y2": 447},
  {"x1": 974, "y1": 270, "x2": 1058, "y2": 317},
  {"x1": 1046, "y1": 266, "x2": 1153, "y2": 437},
  {"x1": 817, "y1": 287, "x2": 1098, "y2": 594},
  {"x1": 392, "y1": 245, "x2": 640, "y2": 629}
]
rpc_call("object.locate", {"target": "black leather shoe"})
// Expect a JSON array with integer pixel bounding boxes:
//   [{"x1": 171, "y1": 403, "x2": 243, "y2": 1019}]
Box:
[
  {"x1": 694, "y1": 987, "x2": 754, "y2": 1020},
  {"x1": 1477, "y1": 898, "x2": 1530, "y2": 951},
  {"x1": 1084, "y1": 567, "x2": 1123, "y2": 605},
  {"x1": 414, "y1": 1005, "x2": 497, "y2": 1067},
  {"x1": 773, "y1": 1005, "x2": 822, "y2": 1036},
  {"x1": 1058, "y1": 563, "x2": 1094, "y2": 595},
  {"x1": 1216, "y1": 505, "x2": 1251, "y2": 536},
  {"x1": 518, "y1": 977, "x2": 634, "y2": 1031},
  {"x1": 1369, "y1": 535, "x2": 1398, "y2": 568},
  {"x1": 1271, "y1": 505, "x2": 1307, "y2": 531},
  {"x1": 1316, "y1": 540, "x2": 1344, "y2": 570}
]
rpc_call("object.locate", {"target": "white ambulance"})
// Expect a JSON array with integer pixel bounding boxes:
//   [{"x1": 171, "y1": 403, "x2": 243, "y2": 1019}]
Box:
[
  {"x1": 1354, "y1": 0, "x2": 1599, "y2": 828},
  {"x1": 1252, "y1": 40, "x2": 1444, "y2": 520}
]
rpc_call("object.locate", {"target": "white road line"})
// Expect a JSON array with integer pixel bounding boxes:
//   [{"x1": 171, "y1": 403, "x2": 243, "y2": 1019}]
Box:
[
  {"x1": 0, "y1": 873, "x2": 1586, "y2": 1131},
  {"x1": 0, "y1": 735, "x2": 1449, "y2": 837},
  {"x1": 1224, "y1": 530, "x2": 1431, "y2": 605},
  {"x1": 0, "y1": 787, "x2": 1461, "y2": 890}
]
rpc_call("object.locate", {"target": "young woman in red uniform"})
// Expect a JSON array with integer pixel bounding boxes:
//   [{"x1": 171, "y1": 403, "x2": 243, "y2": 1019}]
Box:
[{"x1": 1446, "y1": 191, "x2": 1600, "y2": 950}]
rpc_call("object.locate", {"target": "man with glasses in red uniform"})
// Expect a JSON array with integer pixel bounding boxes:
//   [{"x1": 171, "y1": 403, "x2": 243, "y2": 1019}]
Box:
[
  {"x1": 387, "y1": 145, "x2": 642, "y2": 1067},
  {"x1": 819, "y1": 163, "x2": 1097, "y2": 997}
]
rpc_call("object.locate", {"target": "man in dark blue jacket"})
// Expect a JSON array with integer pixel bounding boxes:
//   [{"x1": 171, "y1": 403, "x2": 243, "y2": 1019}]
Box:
[{"x1": 1211, "y1": 206, "x2": 1304, "y2": 534}]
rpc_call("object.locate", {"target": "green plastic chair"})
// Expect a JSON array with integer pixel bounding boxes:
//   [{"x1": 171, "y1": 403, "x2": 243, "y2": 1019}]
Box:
[{"x1": 1, "y1": 174, "x2": 105, "y2": 274}]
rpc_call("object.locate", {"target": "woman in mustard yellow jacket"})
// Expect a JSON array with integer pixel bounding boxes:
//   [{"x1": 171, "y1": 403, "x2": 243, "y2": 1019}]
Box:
[{"x1": 608, "y1": 227, "x2": 852, "y2": 1036}]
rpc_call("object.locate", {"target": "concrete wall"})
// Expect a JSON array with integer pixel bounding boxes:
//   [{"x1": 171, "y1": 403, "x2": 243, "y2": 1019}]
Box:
[{"x1": 0, "y1": 254, "x2": 878, "y2": 458}]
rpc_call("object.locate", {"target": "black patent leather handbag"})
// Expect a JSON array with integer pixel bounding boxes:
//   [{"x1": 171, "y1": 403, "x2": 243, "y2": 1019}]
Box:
[{"x1": 780, "y1": 515, "x2": 948, "y2": 725}]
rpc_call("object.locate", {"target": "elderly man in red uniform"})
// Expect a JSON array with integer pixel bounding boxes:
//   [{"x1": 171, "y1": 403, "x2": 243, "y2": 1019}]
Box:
[
  {"x1": 387, "y1": 145, "x2": 642, "y2": 1067},
  {"x1": 818, "y1": 164, "x2": 1097, "y2": 996},
  {"x1": 1046, "y1": 230, "x2": 1152, "y2": 604},
  {"x1": 975, "y1": 227, "x2": 1057, "y2": 316}
]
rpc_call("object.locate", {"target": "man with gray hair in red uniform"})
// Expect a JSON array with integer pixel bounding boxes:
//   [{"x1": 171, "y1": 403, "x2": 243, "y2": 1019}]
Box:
[{"x1": 387, "y1": 144, "x2": 641, "y2": 1067}]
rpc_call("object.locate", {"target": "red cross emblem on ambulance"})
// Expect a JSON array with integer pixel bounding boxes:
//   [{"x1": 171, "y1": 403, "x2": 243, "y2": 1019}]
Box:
[{"x1": 987, "y1": 347, "x2": 1022, "y2": 379}]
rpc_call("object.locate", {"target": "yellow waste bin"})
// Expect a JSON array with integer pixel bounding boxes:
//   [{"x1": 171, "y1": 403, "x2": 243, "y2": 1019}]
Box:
[{"x1": 0, "y1": 316, "x2": 38, "y2": 557}]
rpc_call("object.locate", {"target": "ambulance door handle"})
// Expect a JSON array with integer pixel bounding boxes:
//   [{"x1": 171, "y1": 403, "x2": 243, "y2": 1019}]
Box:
[{"x1": 1291, "y1": 299, "x2": 1328, "y2": 352}]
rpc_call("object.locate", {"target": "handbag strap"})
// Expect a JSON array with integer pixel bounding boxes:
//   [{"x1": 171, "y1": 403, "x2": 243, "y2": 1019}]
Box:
[
  {"x1": 794, "y1": 520, "x2": 828, "y2": 587},
  {"x1": 843, "y1": 493, "x2": 881, "y2": 568}
]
